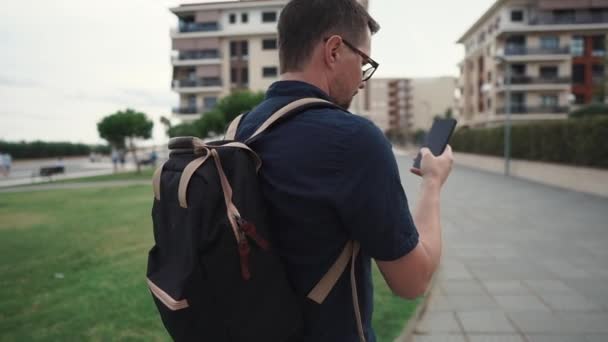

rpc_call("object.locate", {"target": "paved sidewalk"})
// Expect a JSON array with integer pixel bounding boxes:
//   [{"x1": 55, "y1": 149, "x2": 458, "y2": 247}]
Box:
[{"x1": 394, "y1": 155, "x2": 608, "y2": 342}]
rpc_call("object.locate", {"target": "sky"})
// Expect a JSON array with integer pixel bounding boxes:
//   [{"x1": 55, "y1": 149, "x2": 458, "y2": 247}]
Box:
[{"x1": 0, "y1": 0, "x2": 494, "y2": 145}]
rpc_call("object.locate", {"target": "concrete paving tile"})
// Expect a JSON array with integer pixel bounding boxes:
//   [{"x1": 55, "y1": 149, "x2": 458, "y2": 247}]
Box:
[{"x1": 457, "y1": 311, "x2": 517, "y2": 333}]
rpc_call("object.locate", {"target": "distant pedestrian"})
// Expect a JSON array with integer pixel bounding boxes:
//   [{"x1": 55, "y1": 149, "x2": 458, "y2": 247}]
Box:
[
  {"x1": 119, "y1": 150, "x2": 126, "y2": 169},
  {"x1": 1, "y1": 153, "x2": 12, "y2": 177},
  {"x1": 111, "y1": 149, "x2": 119, "y2": 173}
]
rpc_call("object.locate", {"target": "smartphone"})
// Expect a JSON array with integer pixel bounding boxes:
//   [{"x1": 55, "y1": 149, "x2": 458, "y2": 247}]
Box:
[{"x1": 413, "y1": 118, "x2": 457, "y2": 170}]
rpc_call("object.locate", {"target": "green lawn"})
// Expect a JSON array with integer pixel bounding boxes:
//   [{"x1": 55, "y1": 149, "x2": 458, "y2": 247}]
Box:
[
  {"x1": 0, "y1": 186, "x2": 418, "y2": 341},
  {"x1": 54, "y1": 167, "x2": 156, "y2": 184}
]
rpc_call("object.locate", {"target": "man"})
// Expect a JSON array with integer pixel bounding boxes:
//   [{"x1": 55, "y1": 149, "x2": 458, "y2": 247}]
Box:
[{"x1": 234, "y1": 0, "x2": 453, "y2": 340}]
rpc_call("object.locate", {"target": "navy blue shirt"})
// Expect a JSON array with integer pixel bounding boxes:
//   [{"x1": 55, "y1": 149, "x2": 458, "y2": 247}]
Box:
[{"x1": 235, "y1": 81, "x2": 419, "y2": 342}]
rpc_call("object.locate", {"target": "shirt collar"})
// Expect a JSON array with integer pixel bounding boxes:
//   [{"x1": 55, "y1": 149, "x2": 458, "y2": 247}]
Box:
[{"x1": 265, "y1": 80, "x2": 333, "y2": 102}]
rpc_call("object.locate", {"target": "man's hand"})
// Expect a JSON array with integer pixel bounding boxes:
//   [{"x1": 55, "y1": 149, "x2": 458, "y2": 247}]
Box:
[{"x1": 410, "y1": 145, "x2": 454, "y2": 186}]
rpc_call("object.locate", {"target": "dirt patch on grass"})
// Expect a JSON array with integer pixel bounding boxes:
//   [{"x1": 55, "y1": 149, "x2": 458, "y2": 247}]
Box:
[{"x1": 0, "y1": 212, "x2": 51, "y2": 230}]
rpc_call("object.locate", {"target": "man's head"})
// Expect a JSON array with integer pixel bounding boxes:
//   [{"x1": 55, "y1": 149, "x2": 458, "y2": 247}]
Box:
[{"x1": 278, "y1": 0, "x2": 380, "y2": 109}]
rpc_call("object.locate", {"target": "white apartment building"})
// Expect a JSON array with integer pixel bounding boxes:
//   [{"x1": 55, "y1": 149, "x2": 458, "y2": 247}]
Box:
[
  {"x1": 458, "y1": 0, "x2": 608, "y2": 127},
  {"x1": 170, "y1": 0, "x2": 287, "y2": 122}
]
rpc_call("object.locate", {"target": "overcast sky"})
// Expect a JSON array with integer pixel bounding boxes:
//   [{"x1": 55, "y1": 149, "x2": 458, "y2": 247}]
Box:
[{"x1": 0, "y1": 0, "x2": 494, "y2": 145}]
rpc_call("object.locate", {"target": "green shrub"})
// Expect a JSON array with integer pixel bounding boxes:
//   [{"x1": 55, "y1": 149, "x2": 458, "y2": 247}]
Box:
[
  {"x1": 0, "y1": 140, "x2": 111, "y2": 160},
  {"x1": 451, "y1": 117, "x2": 608, "y2": 169},
  {"x1": 570, "y1": 103, "x2": 608, "y2": 118}
]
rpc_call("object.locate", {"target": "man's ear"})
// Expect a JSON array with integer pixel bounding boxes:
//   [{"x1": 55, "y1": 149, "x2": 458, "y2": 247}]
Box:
[{"x1": 323, "y1": 35, "x2": 342, "y2": 70}]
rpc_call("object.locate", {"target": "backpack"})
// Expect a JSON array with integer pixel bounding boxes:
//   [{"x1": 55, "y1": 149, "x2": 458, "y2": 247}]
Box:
[{"x1": 146, "y1": 98, "x2": 367, "y2": 342}]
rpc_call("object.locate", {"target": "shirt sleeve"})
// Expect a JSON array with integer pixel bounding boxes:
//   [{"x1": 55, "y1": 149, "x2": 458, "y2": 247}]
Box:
[{"x1": 333, "y1": 120, "x2": 419, "y2": 261}]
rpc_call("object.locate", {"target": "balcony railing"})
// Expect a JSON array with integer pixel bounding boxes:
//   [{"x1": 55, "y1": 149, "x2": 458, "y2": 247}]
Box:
[
  {"x1": 174, "y1": 78, "x2": 222, "y2": 88},
  {"x1": 530, "y1": 12, "x2": 608, "y2": 26},
  {"x1": 505, "y1": 76, "x2": 571, "y2": 85},
  {"x1": 178, "y1": 50, "x2": 221, "y2": 60},
  {"x1": 178, "y1": 22, "x2": 220, "y2": 33},
  {"x1": 173, "y1": 106, "x2": 214, "y2": 115},
  {"x1": 496, "y1": 106, "x2": 569, "y2": 114},
  {"x1": 505, "y1": 46, "x2": 570, "y2": 56}
]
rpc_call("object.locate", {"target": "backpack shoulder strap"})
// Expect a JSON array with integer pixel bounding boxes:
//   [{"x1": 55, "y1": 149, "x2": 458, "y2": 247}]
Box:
[
  {"x1": 225, "y1": 113, "x2": 246, "y2": 140},
  {"x1": 245, "y1": 98, "x2": 336, "y2": 143},
  {"x1": 307, "y1": 240, "x2": 365, "y2": 342}
]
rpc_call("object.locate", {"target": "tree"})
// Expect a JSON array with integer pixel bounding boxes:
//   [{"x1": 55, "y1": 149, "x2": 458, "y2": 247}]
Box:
[
  {"x1": 216, "y1": 90, "x2": 265, "y2": 123},
  {"x1": 167, "y1": 90, "x2": 265, "y2": 139},
  {"x1": 160, "y1": 116, "x2": 172, "y2": 137},
  {"x1": 97, "y1": 109, "x2": 154, "y2": 173}
]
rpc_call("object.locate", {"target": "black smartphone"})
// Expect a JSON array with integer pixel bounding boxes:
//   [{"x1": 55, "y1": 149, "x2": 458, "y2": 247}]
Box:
[{"x1": 413, "y1": 118, "x2": 457, "y2": 169}]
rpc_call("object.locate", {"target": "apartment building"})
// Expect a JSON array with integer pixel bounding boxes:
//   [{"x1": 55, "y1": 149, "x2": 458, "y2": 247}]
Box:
[
  {"x1": 170, "y1": 0, "x2": 287, "y2": 122},
  {"x1": 351, "y1": 77, "x2": 456, "y2": 137},
  {"x1": 457, "y1": 0, "x2": 608, "y2": 127},
  {"x1": 170, "y1": 0, "x2": 372, "y2": 122}
]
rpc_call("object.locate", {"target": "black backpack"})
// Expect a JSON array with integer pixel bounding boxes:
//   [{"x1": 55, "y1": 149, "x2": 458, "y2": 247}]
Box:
[{"x1": 146, "y1": 98, "x2": 366, "y2": 342}]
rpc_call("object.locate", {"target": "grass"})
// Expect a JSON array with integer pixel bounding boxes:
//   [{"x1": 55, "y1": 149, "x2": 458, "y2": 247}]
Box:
[{"x1": 0, "y1": 186, "x2": 419, "y2": 341}]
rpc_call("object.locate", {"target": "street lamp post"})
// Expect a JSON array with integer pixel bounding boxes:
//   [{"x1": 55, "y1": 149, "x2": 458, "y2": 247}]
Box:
[{"x1": 495, "y1": 55, "x2": 512, "y2": 177}]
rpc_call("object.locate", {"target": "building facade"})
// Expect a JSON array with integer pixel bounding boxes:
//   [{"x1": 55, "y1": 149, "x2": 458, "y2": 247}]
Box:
[
  {"x1": 457, "y1": 0, "x2": 608, "y2": 127},
  {"x1": 170, "y1": 0, "x2": 372, "y2": 122},
  {"x1": 170, "y1": 0, "x2": 287, "y2": 122}
]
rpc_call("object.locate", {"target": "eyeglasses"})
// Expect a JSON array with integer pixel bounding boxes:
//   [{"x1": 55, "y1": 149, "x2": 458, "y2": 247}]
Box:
[{"x1": 324, "y1": 37, "x2": 379, "y2": 82}]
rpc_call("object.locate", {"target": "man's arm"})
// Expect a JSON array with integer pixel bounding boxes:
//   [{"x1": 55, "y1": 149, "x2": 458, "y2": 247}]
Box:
[{"x1": 376, "y1": 146, "x2": 453, "y2": 299}]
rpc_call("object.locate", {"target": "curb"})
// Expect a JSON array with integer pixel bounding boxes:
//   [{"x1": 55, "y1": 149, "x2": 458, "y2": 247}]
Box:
[{"x1": 393, "y1": 275, "x2": 439, "y2": 342}]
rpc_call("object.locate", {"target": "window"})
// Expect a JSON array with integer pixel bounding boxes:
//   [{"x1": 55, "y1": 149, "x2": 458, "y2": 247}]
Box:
[
  {"x1": 229, "y1": 13, "x2": 236, "y2": 24},
  {"x1": 230, "y1": 41, "x2": 237, "y2": 57},
  {"x1": 511, "y1": 10, "x2": 524, "y2": 22},
  {"x1": 572, "y1": 64, "x2": 585, "y2": 84},
  {"x1": 592, "y1": 35, "x2": 606, "y2": 57},
  {"x1": 262, "y1": 11, "x2": 277, "y2": 23},
  {"x1": 230, "y1": 68, "x2": 238, "y2": 83},
  {"x1": 574, "y1": 94, "x2": 585, "y2": 105},
  {"x1": 262, "y1": 66, "x2": 278, "y2": 78},
  {"x1": 487, "y1": 98, "x2": 492, "y2": 110},
  {"x1": 540, "y1": 36, "x2": 559, "y2": 50},
  {"x1": 510, "y1": 64, "x2": 526, "y2": 77},
  {"x1": 487, "y1": 71, "x2": 492, "y2": 82},
  {"x1": 540, "y1": 66, "x2": 558, "y2": 79},
  {"x1": 541, "y1": 95, "x2": 558, "y2": 108},
  {"x1": 241, "y1": 13, "x2": 248, "y2": 23},
  {"x1": 553, "y1": 9, "x2": 575, "y2": 24},
  {"x1": 241, "y1": 41, "x2": 249, "y2": 56},
  {"x1": 571, "y1": 36, "x2": 584, "y2": 56},
  {"x1": 203, "y1": 96, "x2": 218, "y2": 109},
  {"x1": 592, "y1": 64, "x2": 605, "y2": 84},
  {"x1": 262, "y1": 38, "x2": 277, "y2": 50},
  {"x1": 241, "y1": 68, "x2": 249, "y2": 84},
  {"x1": 230, "y1": 41, "x2": 248, "y2": 57}
]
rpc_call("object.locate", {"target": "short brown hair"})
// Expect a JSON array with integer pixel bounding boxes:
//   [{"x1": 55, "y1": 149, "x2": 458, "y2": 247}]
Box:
[{"x1": 278, "y1": 0, "x2": 380, "y2": 73}]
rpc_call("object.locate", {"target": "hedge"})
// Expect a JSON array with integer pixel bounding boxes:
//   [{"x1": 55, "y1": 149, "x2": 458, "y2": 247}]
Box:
[
  {"x1": 0, "y1": 141, "x2": 111, "y2": 160},
  {"x1": 450, "y1": 117, "x2": 608, "y2": 169}
]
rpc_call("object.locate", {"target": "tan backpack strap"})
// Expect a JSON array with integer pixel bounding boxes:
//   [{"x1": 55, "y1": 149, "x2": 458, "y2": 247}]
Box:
[
  {"x1": 225, "y1": 114, "x2": 245, "y2": 140},
  {"x1": 307, "y1": 241, "x2": 365, "y2": 342},
  {"x1": 215, "y1": 142, "x2": 262, "y2": 172},
  {"x1": 178, "y1": 151, "x2": 212, "y2": 208},
  {"x1": 350, "y1": 241, "x2": 365, "y2": 342},
  {"x1": 246, "y1": 98, "x2": 332, "y2": 143},
  {"x1": 152, "y1": 161, "x2": 166, "y2": 200},
  {"x1": 307, "y1": 241, "x2": 354, "y2": 304}
]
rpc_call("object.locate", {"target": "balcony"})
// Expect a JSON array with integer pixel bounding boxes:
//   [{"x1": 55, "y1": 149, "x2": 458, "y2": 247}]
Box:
[
  {"x1": 178, "y1": 22, "x2": 220, "y2": 33},
  {"x1": 172, "y1": 106, "x2": 214, "y2": 115},
  {"x1": 530, "y1": 12, "x2": 608, "y2": 26},
  {"x1": 496, "y1": 106, "x2": 569, "y2": 114},
  {"x1": 172, "y1": 50, "x2": 221, "y2": 66},
  {"x1": 505, "y1": 46, "x2": 570, "y2": 56},
  {"x1": 172, "y1": 78, "x2": 223, "y2": 93},
  {"x1": 497, "y1": 76, "x2": 571, "y2": 91},
  {"x1": 179, "y1": 50, "x2": 220, "y2": 60},
  {"x1": 509, "y1": 76, "x2": 571, "y2": 85}
]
